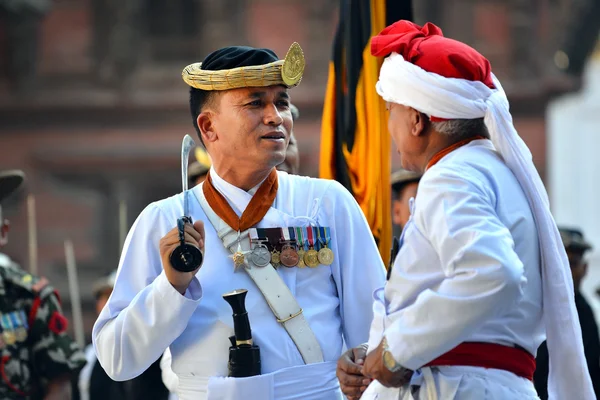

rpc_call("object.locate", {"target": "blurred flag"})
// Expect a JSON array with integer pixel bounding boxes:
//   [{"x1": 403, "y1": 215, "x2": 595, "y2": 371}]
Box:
[{"x1": 319, "y1": 0, "x2": 413, "y2": 262}]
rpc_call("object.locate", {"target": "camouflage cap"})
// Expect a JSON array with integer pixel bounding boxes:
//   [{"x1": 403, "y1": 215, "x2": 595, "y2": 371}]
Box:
[
  {"x1": 92, "y1": 270, "x2": 117, "y2": 298},
  {"x1": 559, "y1": 226, "x2": 593, "y2": 253},
  {"x1": 189, "y1": 147, "x2": 212, "y2": 181},
  {"x1": 0, "y1": 170, "x2": 25, "y2": 203},
  {"x1": 189, "y1": 162, "x2": 210, "y2": 180},
  {"x1": 391, "y1": 169, "x2": 421, "y2": 193}
]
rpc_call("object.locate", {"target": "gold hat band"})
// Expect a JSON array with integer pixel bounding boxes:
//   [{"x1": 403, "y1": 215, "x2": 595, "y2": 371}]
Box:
[{"x1": 182, "y1": 42, "x2": 305, "y2": 91}]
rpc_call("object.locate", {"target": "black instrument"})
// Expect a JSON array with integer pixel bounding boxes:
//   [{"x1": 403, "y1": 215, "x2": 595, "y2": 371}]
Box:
[
  {"x1": 170, "y1": 216, "x2": 204, "y2": 272},
  {"x1": 223, "y1": 289, "x2": 261, "y2": 377},
  {"x1": 170, "y1": 135, "x2": 204, "y2": 272}
]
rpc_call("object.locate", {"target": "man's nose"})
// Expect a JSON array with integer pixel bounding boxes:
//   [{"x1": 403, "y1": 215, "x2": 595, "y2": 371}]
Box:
[{"x1": 263, "y1": 103, "x2": 283, "y2": 125}]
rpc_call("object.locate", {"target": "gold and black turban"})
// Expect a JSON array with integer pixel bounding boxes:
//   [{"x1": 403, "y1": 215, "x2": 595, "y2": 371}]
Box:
[{"x1": 182, "y1": 42, "x2": 305, "y2": 91}]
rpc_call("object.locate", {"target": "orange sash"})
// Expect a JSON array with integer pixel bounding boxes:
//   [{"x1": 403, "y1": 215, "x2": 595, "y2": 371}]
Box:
[
  {"x1": 426, "y1": 136, "x2": 485, "y2": 170},
  {"x1": 202, "y1": 169, "x2": 278, "y2": 231}
]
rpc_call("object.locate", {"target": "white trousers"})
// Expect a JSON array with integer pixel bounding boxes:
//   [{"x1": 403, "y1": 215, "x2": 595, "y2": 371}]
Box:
[{"x1": 361, "y1": 366, "x2": 540, "y2": 400}]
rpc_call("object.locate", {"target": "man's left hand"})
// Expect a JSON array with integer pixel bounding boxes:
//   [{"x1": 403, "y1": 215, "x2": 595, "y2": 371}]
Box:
[{"x1": 362, "y1": 339, "x2": 413, "y2": 388}]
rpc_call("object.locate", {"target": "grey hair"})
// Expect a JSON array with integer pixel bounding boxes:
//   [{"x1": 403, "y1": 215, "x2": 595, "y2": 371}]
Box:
[{"x1": 430, "y1": 118, "x2": 490, "y2": 140}]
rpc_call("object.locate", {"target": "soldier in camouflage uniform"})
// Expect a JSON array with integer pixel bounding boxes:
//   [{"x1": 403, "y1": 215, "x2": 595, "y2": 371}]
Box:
[{"x1": 0, "y1": 169, "x2": 86, "y2": 399}]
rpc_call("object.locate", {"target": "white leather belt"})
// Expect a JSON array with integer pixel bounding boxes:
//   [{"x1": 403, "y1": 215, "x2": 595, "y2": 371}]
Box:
[{"x1": 194, "y1": 186, "x2": 324, "y2": 364}]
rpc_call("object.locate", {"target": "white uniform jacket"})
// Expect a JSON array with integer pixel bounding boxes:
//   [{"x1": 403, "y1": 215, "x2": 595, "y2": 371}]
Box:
[
  {"x1": 366, "y1": 139, "x2": 544, "y2": 399},
  {"x1": 93, "y1": 170, "x2": 386, "y2": 400}
]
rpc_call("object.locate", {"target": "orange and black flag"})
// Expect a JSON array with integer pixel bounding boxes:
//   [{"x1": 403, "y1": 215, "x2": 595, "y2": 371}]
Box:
[{"x1": 320, "y1": 0, "x2": 413, "y2": 263}]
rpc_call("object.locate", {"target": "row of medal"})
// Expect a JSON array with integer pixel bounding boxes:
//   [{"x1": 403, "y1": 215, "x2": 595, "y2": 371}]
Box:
[
  {"x1": 0, "y1": 311, "x2": 29, "y2": 347},
  {"x1": 240, "y1": 227, "x2": 334, "y2": 268}
]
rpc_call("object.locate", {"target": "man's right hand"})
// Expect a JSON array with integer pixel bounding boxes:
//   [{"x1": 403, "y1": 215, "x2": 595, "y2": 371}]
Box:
[
  {"x1": 159, "y1": 220, "x2": 205, "y2": 294},
  {"x1": 337, "y1": 344, "x2": 372, "y2": 400}
]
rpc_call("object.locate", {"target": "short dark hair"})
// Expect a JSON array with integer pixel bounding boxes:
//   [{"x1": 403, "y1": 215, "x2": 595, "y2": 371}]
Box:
[
  {"x1": 290, "y1": 104, "x2": 299, "y2": 121},
  {"x1": 189, "y1": 87, "x2": 217, "y2": 146},
  {"x1": 392, "y1": 179, "x2": 420, "y2": 199}
]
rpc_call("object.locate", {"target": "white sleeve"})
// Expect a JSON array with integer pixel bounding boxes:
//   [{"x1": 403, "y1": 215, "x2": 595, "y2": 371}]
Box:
[
  {"x1": 385, "y1": 168, "x2": 526, "y2": 369},
  {"x1": 92, "y1": 203, "x2": 202, "y2": 380},
  {"x1": 323, "y1": 182, "x2": 387, "y2": 349},
  {"x1": 160, "y1": 347, "x2": 179, "y2": 393}
]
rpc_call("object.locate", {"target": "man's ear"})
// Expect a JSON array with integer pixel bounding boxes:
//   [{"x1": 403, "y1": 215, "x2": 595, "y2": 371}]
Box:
[
  {"x1": 392, "y1": 200, "x2": 403, "y2": 226},
  {"x1": 410, "y1": 109, "x2": 429, "y2": 137},
  {"x1": 197, "y1": 112, "x2": 217, "y2": 144}
]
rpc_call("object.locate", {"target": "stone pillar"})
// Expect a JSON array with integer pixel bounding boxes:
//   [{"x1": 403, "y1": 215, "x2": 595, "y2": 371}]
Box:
[
  {"x1": 509, "y1": 0, "x2": 539, "y2": 83},
  {"x1": 201, "y1": 0, "x2": 247, "y2": 50},
  {"x1": 0, "y1": 0, "x2": 51, "y2": 95},
  {"x1": 92, "y1": 0, "x2": 143, "y2": 88}
]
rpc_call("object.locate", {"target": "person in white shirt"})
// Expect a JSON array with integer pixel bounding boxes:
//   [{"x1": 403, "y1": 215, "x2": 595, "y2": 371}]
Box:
[
  {"x1": 337, "y1": 20, "x2": 594, "y2": 400},
  {"x1": 92, "y1": 42, "x2": 385, "y2": 400}
]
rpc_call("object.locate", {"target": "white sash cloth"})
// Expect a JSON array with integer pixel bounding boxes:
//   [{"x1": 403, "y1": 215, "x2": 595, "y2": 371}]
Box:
[
  {"x1": 199, "y1": 361, "x2": 341, "y2": 400},
  {"x1": 175, "y1": 361, "x2": 341, "y2": 400}
]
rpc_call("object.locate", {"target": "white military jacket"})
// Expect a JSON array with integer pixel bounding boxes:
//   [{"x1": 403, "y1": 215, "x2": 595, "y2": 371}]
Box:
[
  {"x1": 93, "y1": 170, "x2": 386, "y2": 400},
  {"x1": 368, "y1": 139, "x2": 545, "y2": 377}
]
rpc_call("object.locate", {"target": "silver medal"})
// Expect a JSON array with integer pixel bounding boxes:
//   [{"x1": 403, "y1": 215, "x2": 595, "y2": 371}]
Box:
[{"x1": 251, "y1": 245, "x2": 271, "y2": 267}]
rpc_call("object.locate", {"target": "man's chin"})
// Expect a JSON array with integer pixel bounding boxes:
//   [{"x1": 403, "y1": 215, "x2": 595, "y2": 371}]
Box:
[
  {"x1": 276, "y1": 162, "x2": 290, "y2": 173},
  {"x1": 264, "y1": 151, "x2": 286, "y2": 168},
  {"x1": 400, "y1": 159, "x2": 421, "y2": 174}
]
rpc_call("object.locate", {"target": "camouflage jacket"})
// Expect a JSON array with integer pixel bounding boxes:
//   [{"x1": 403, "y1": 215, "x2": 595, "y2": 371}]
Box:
[{"x1": 0, "y1": 254, "x2": 86, "y2": 399}]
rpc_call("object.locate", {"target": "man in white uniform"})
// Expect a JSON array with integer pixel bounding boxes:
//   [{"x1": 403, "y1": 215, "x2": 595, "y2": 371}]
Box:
[
  {"x1": 92, "y1": 42, "x2": 386, "y2": 400},
  {"x1": 342, "y1": 20, "x2": 594, "y2": 400}
]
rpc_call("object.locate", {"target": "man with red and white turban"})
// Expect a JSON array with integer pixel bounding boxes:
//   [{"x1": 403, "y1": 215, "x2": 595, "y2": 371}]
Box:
[{"x1": 338, "y1": 20, "x2": 594, "y2": 400}]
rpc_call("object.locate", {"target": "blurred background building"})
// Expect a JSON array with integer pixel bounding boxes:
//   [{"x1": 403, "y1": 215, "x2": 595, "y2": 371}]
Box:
[{"x1": 0, "y1": 0, "x2": 598, "y2": 338}]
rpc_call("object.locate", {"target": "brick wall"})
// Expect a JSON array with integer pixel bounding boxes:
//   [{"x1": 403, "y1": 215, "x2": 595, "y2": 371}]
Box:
[{"x1": 0, "y1": 0, "x2": 575, "y2": 335}]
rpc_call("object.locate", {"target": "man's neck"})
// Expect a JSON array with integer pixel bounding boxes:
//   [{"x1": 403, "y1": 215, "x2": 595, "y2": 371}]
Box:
[
  {"x1": 413, "y1": 134, "x2": 453, "y2": 173},
  {"x1": 213, "y1": 165, "x2": 274, "y2": 191},
  {"x1": 419, "y1": 133, "x2": 481, "y2": 172}
]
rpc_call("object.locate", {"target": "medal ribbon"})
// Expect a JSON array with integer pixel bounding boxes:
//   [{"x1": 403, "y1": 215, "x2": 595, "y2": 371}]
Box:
[
  {"x1": 9, "y1": 313, "x2": 19, "y2": 330},
  {"x1": 249, "y1": 228, "x2": 260, "y2": 244},
  {"x1": 202, "y1": 168, "x2": 278, "y2": 231},
  {"x1": 288, "y1": 227, "x2": 296, "y2": 245},
  {"x1": 315, "y1": 227, "x2": 322, "y2": 250},
  {"x1": 19, "y1": 311, "x2": 29, "y2": 330},
  {"x1": 3, "y1": 314, "x2": 13, "y2": 333},
  {"x1": 305, "y1": 226, "x2": 315, "y2": 249},
  {"x1": 282, "y1": 227, "x2": 291, "y2": 243},
  {"x1": 295, "y1": 227, "x2": 306, "y2": 250},
  {"x1": 312, "y1": 227, "x2": 321, "y2": 250},
  {"x1": 318, "y1": 227, "x2": 328, "y2": 249}
]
